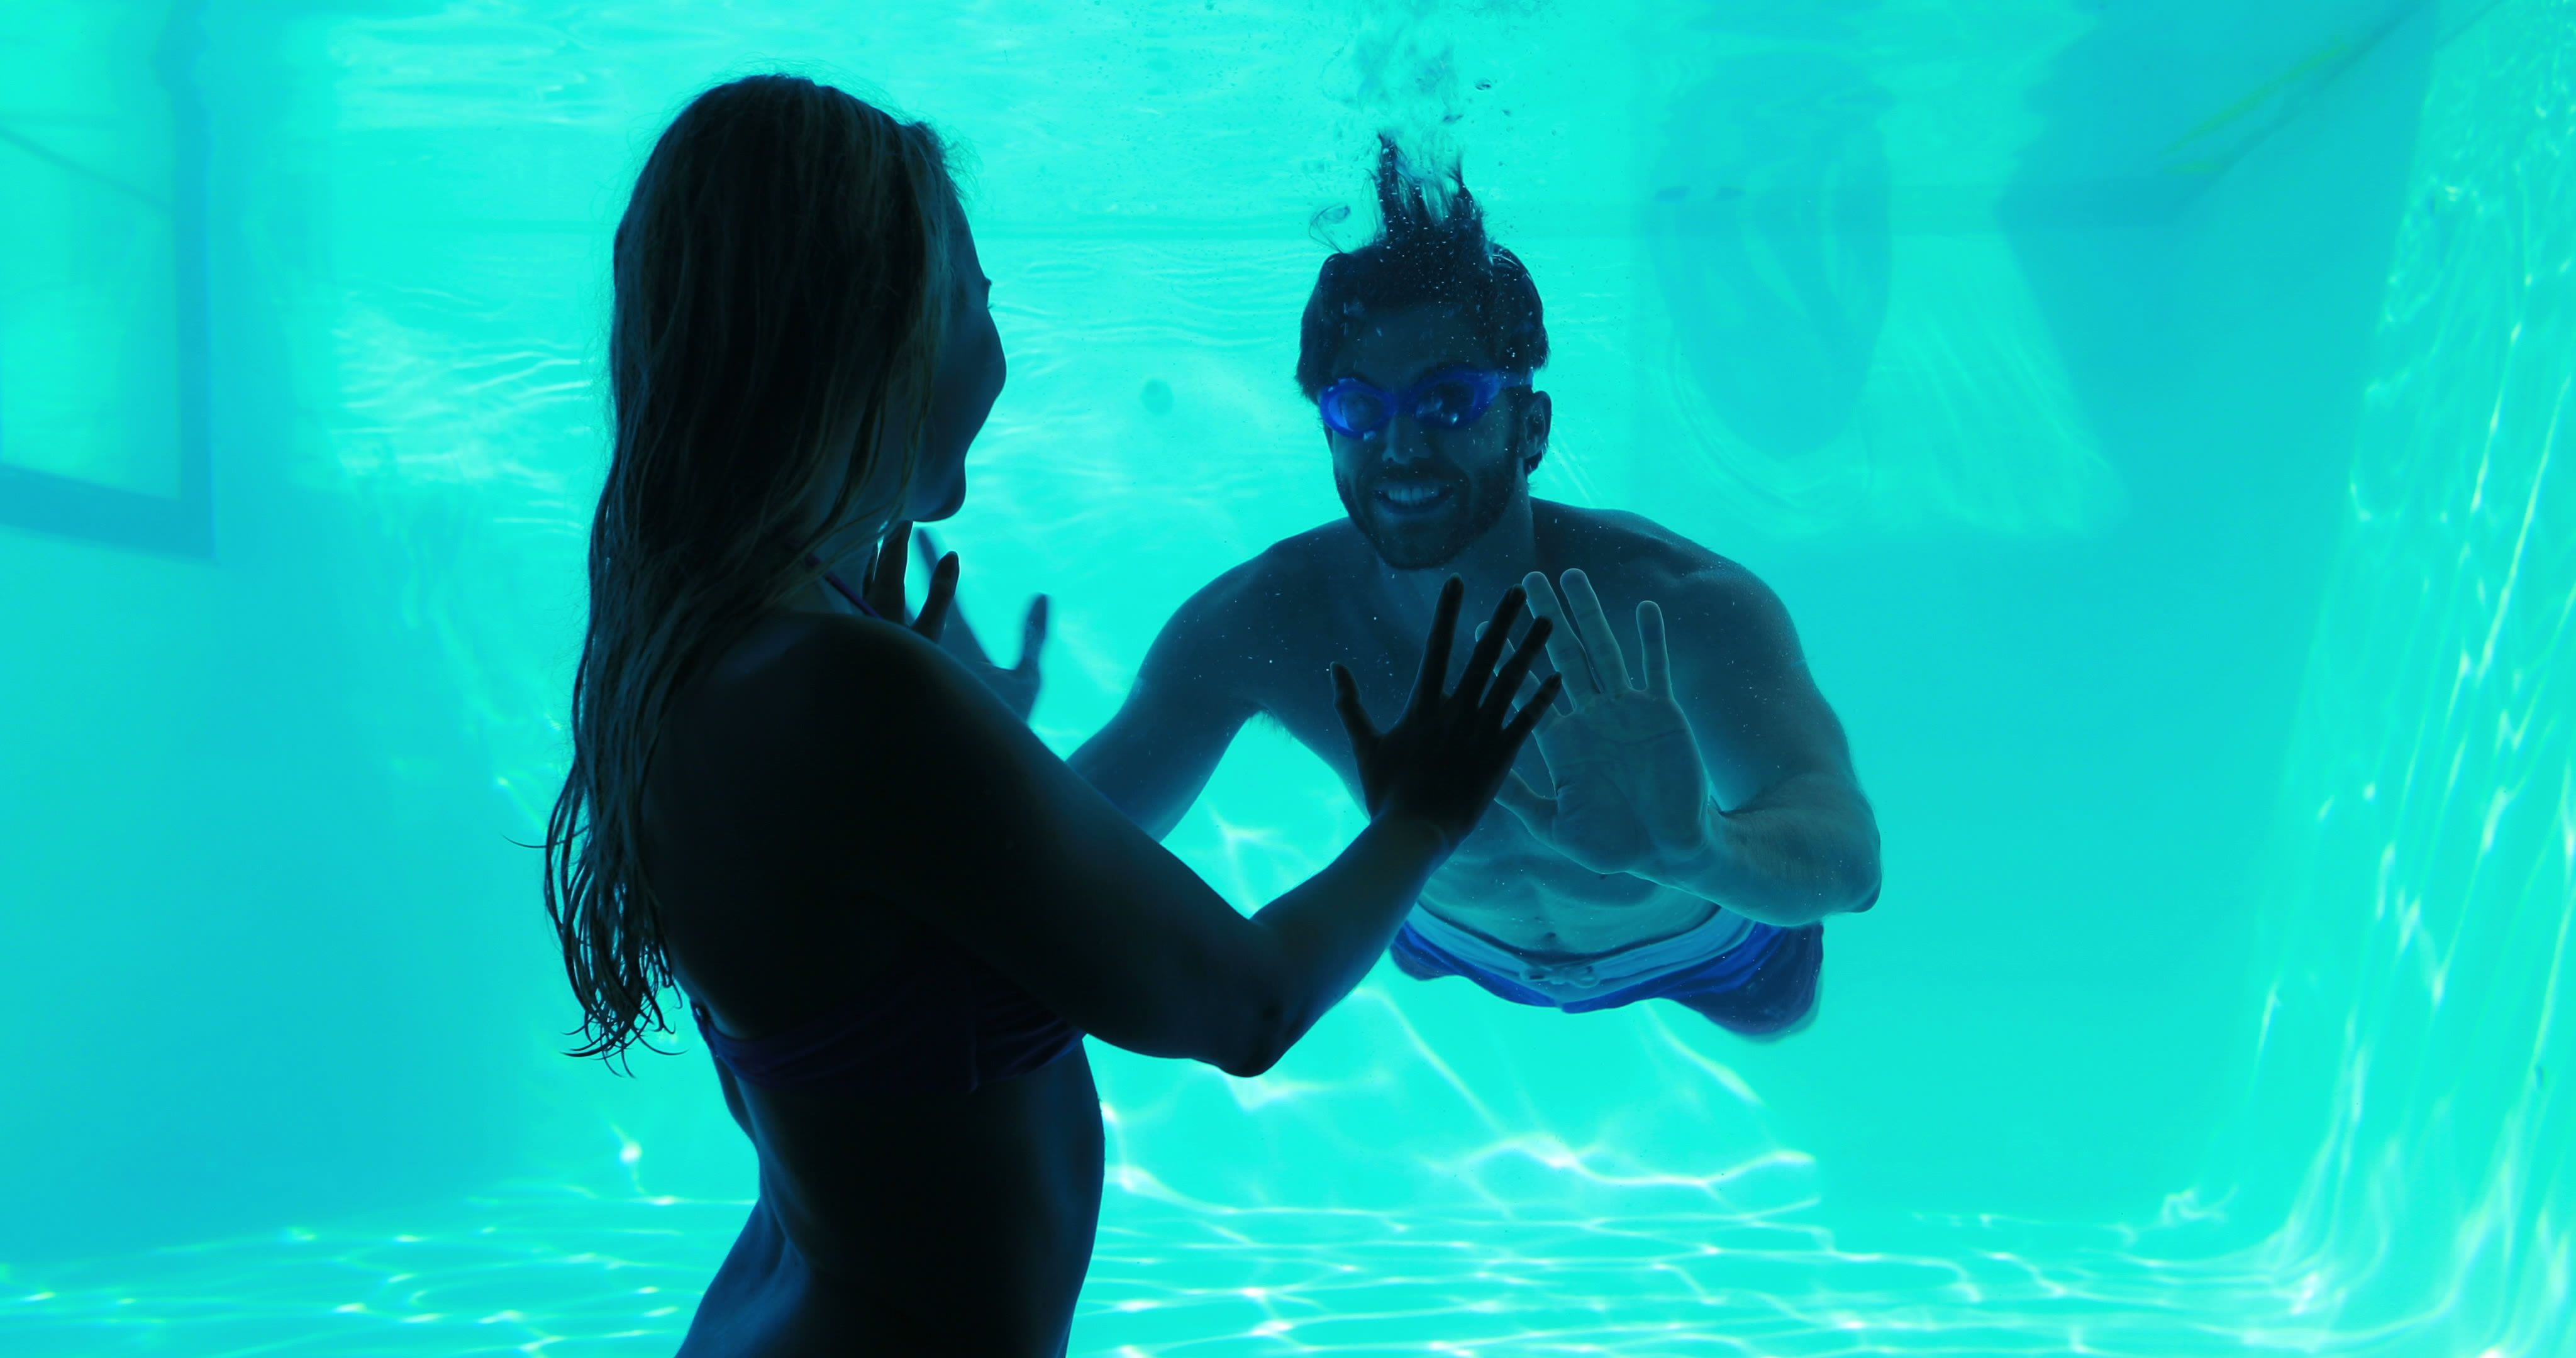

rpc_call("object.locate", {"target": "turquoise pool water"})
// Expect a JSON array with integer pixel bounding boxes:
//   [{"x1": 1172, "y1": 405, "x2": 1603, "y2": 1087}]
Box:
[{"x1": 1, "y1": 1, "x2": 2567, "y2": 1353}]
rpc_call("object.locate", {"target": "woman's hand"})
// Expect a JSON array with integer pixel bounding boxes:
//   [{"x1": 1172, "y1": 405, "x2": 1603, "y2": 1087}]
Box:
[
  {"x1": 914, "y1": 527, "x2": 1048, "y2": 721},
  {"x1": 1330, "y1": 578, "x2": 1563, "y2": 852},
  {"x1": 862, "y1": 519, "x2": 958, "y2": 641}
]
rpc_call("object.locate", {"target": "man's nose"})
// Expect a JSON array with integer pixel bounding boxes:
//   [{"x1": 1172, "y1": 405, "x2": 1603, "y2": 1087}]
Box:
[{"x1": 1380, "y1": 417, "x2": 1436, "y2": 466}]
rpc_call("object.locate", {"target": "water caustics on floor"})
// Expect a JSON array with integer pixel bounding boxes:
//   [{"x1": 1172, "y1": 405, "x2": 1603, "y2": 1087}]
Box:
[
  {"x1": 1, "y1": 0, "x2": 2571, "y2": 1354},
  {"x1": 0, "y1": 1187, "x2": 2423, "y2": 1357}
]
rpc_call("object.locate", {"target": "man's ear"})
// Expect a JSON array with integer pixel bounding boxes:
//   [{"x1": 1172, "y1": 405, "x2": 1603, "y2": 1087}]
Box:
[{"x1": 1519, "y1": 390, "x2": 1553, "y2": 475}]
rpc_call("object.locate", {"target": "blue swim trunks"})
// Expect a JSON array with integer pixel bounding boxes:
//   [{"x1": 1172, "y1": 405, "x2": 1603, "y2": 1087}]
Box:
[{"x1": 1389, "y1": 906, "x2": 1823, "y2": 1036}]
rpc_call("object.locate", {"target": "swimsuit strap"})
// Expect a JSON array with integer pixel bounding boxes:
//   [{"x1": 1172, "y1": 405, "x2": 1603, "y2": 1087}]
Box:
[{"x1": 808, "y1": 554, "x2": 883, "y2": 619}]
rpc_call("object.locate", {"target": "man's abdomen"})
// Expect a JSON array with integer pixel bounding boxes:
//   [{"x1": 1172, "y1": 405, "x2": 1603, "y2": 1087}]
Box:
[{"x1": 1420, "y1": 828, "x2": 1722, "y2": 958}]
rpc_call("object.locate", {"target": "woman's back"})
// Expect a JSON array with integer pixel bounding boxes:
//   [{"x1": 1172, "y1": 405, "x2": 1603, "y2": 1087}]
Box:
[{"x1": 644, "y1": 609, "x2": 1106, "y2": 1355}]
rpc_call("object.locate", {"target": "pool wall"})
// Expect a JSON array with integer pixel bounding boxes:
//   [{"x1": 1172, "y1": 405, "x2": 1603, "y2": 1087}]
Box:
[{"x1": 0, "y1": 2, "x2": 2567, "y2": 1350}]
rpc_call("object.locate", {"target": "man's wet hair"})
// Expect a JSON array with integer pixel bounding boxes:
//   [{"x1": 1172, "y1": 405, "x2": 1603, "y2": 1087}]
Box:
[{"x1": 1296, "y1": 135, "x2": 1548, "y2": 399}]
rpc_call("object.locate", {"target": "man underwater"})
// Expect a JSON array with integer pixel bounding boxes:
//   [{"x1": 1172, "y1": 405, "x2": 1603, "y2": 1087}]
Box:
[{"x1": 966, "y1": 139, "x2": 1881, "y2": 1037}]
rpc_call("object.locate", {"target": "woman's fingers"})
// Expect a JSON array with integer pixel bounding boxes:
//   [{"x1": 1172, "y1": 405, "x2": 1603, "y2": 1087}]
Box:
[
  {"x1": 914, "y1": 551, "x2": 959, "y2": 641},
  {"x1": 1557, "y1": 569, "x2": 1631, "y2": 693},
  {"x1": 868, "y1": 520, "x2": 914, "y2": 619},
  {"x1": 913, "y1": 529, "x2": 982, "y2": 656},
  {"x1": 1407, "y1": 577, "x2": 1466, "y2": 717},
  {"x1": 1507, "y1": 673, "x2": 1567, "y2": 743},
  {"x1": 1511, "y1": 668, "x2": 1566, "y2": 726},
  {"x1": 1480, "y1": 614, "x2": 1552, "y2": 726},
  {"x1": 1330, "y1": 663, "x2": 1378, "y2": 754},
  {"x1": 1455, "y1": 587, "x2": 1528, "y2": 709}
]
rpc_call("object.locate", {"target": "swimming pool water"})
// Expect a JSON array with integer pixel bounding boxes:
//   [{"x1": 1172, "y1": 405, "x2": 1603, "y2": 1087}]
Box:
[{"x1": 1, "y1": 1, "x2": 2568, "y2": 1354}]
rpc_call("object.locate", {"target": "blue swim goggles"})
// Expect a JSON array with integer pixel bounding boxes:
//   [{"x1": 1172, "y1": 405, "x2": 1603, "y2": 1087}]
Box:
[{"x1": 1318, "y1": 367, "x2": 1530, "y2": 439}]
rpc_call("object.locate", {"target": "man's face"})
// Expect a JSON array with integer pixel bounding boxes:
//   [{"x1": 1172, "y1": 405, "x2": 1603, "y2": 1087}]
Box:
[{"x1": 1324, "y1": 306, "x2": 1543, "y2": 571}]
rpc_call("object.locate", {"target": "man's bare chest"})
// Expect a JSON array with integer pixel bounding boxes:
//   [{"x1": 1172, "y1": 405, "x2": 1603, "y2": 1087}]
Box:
[{"x1": 1243, "y1": 622, "x2": 1715, "y2": 955}]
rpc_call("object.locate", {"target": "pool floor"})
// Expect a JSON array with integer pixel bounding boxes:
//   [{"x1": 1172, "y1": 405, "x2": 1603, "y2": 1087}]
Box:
[{"x1": 2, "y1": 1183, "x2": 2363, "y2": 1356}]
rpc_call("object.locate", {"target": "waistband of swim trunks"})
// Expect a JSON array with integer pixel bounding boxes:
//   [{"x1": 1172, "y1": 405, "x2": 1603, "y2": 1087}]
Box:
[{"x1": 1404, "y1": 901, "x2": 1758, "y2": 1003}]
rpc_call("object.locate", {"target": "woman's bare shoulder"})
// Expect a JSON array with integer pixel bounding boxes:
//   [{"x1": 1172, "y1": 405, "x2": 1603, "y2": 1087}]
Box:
[
  {"x1": 652, "y1": 614, "x2": 960, "y2": 820},
  {"x1": 644, "y1": 614, "x2": 958, "y2": 1027},
  {"x1": 718, "y1": 608, "x2": 957, "y2": 713}
]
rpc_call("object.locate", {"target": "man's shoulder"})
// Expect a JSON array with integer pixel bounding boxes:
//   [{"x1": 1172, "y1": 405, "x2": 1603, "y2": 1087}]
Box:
[
  {"x1": 1258, "y1": 518, "x2": 1371, "y2": 577},
  {"x1": 1145, "y1": 520, "x2": 1363, "y2": 672},
  {"x1": 1536, "y1": 500, "x2": 1759, "y2": 595},
  {"x1": 1535, "y1": 503, "x2": 1802, "y2": 671},
  {"x1": 1185, "y1": 520, "x2": 1365, "y2": 609}
]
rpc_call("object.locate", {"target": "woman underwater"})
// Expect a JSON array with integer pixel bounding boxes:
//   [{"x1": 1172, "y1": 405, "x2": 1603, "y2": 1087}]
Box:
[{"x1": 542, "y1": 75, "x2": 1563, "y2": 1355}]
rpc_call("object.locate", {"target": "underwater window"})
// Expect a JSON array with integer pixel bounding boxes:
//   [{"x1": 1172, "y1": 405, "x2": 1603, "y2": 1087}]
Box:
[{"x1": 0, "y1": 3, "x2": 210, "y2": 557}]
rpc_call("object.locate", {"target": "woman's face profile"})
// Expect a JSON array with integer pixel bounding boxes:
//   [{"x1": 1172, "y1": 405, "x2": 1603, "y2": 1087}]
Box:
[{"x1": 904, "y1": 214, "x2": 1005, "y2": 522}]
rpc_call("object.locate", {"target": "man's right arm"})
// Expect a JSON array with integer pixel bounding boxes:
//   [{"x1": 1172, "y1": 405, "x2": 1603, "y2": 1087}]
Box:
[{"x1": 1069, "y1": 564, "x2": 1267, "y2": 841}]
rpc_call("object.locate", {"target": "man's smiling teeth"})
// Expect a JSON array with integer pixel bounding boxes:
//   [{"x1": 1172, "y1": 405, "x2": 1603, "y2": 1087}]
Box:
[{"x1": 1377, "y1": 482, "x2": 1451, "y2": 509}]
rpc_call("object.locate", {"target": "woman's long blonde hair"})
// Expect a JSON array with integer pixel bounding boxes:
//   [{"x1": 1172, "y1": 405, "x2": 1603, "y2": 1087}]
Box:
[{"x1": 544, "y1": 75, "x2": 958, "y2": 1067}]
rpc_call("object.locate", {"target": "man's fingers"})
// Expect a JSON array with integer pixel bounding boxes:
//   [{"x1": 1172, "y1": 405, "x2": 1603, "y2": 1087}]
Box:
[
  {"x1": 1493, "y1": 771, "x2": 1557, "y2": 836},
  {"x1": 1520, "y1": 570, "x2": 1596, "y2": 708},
  {"x1": 1018, "y1": 595, "x2": 1050, "y2": 672},
  {"x1": 1558, "y1": 569, "x2": 1631, "y2": 693},
  {"x1": 1481, "y1": 614, "x2": 1552, "y2": 726},
  {"x1": 1638, "y1": 600, "x2": 1671, "y2": 698}
]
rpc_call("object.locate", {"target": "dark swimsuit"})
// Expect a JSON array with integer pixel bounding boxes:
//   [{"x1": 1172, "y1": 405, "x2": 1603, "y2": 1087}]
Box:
[
  {"x1": 691, "y1": 965, "x2": 1085, "y2": 1096},
  {"x1": 686, "y1": 561, "x2": 1086, "y2": 1096}
]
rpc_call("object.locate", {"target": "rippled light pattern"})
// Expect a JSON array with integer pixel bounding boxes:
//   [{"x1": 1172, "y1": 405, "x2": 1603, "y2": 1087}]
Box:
[
  {"x1": 2206, "y1": 0, "x2": 2576, "y2": 1350},
  {"x1": 3, "y1": 0, "x2": 2572, "y2": 1355},
  {"x1": 0, "y1": 1184, "x2": 2418, "y2": 1356}
]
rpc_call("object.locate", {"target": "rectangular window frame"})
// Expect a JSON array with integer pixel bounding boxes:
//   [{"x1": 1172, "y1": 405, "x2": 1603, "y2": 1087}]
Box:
[{"x1": 0, "y1": 4, "x2": 211, "y2": 559}]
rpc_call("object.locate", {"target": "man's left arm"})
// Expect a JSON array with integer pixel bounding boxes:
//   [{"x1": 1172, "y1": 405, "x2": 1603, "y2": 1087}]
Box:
[{"x1": 1641, "y1": 567, "x2": 1880, "y2": 927}]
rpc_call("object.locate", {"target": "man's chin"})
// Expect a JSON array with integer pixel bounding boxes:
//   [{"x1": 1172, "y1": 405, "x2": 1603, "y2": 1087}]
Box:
[
  {"x1": 1360, "y1": 522, "x2": 1468, "y2": 572},
  {"x1": 1335, "y1": 482, "x2": 1475, "y2": 570}
]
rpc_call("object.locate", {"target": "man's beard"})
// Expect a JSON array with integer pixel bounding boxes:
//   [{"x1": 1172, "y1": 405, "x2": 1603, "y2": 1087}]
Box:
[{"x1": 1337, "y1": 461, "x2": 1521, "y2": 571}]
